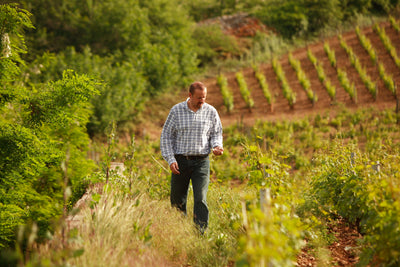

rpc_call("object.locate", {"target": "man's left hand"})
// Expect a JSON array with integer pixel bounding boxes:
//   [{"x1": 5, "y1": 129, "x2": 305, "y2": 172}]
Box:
[{"x1": 212, "y1": 146, "x2": 224, "y2": 156}]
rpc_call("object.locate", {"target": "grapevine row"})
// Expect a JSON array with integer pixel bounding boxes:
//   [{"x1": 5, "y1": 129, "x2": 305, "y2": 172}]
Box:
[
  {"x1": 337, "y1": 68, "x2": 357, "y2": 102},
  {"x1": 339, "y1": 35, "x2": 377, "y2": 99},
  {"x1": 216, "y1": 21, "x2": 400, "y2": 112},
  {"x1": 356, "y1": 26, "x2": 397, "y2": 96},
  {"x1": 390, "y1": 16, "x2": 400, "y2": 32},
  {"x1": 236, "y1": 71, "x2": 254, "y2": 109},
  {"x1": 253, "y1": 65, "x2": 274, "y2": 106},
  {"x1": 323, "y1": 42, "x2": 357, "y2": 102},
  {"x1": 217, "y1": 73, "x2": 234, "y2": 112},
  {"x1": 324, "y1": 42, "x2": 337, "y2": 68},
  {"x1": 307, "y1": 49, "x2": 336, "y2": 99},
  {"x1": 272, "y1": 57, "x2": 296, "y2": 107},
  {"x1": 374, "y1": 24, "x2": 400, "y2": 70},
  {"x1": 355, "y1": 26, "x2": 378, "y2": 65},
  {"x1": 288, "y1": 53, "x2": 317, "y2": 103}
]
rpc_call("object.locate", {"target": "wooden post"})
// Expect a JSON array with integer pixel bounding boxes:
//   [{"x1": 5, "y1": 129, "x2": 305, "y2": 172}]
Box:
[
  {"x1": 260, "y1": 188, "x2": 271, "y2": 214},
  {"x1": 241, "y1": 201, "x2": 248, "y2": 230},
  {"x1": 372, "y1": 161, "x2": 381, "y2": 172},
  {"x1": 312, "y1": 90, "x2": 316, "y2": 107},
  {"x1": 397, "y1": 97, "x2": 400, "y2": 125},
  {"x1": 354, "y1": 85, "x2": 358, "y2": 104},
  {"x1": 110, "y1": 162, "x2": 126, "y2": 177}
]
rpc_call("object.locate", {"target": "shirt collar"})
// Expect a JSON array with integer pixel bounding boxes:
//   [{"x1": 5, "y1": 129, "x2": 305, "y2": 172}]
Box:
[{"x1": 186, "y1": 97, "x2": 205, "y2": 113}]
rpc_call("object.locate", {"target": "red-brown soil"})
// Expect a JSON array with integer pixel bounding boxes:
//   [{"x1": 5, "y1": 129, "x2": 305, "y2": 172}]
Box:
[{"x1": 204, "y1": 21, "x2": 400, "y2": 128}]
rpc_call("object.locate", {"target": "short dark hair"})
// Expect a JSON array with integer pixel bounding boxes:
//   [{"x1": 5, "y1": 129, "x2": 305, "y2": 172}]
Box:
[{"x1": 189, "y1": 81, "x2": 206, "y2": 95}]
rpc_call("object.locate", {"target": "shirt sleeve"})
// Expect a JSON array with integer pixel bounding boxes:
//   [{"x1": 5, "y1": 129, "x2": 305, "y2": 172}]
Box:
[
  {"x1": 210, "y1": 110, "x2": 223, "y2": 149},
  {"x1": 160, "y1": 109, "x2": 177, "y2": 166}
]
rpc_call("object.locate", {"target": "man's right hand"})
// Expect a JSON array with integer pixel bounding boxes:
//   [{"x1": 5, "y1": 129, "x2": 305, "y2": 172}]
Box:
[{"x1": 170, "y1": 162, "x2": 180, "y2": 175}]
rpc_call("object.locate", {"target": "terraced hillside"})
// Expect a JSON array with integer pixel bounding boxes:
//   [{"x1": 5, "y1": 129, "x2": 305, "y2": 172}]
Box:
[{"x1": 205, "y1": 20, "x2": 400, "y2": 125}]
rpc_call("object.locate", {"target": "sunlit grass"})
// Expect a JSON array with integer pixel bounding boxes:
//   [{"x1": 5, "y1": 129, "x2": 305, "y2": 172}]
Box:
[{"x1": 35, "y1": 176, "x2": 243, "y2": 266}]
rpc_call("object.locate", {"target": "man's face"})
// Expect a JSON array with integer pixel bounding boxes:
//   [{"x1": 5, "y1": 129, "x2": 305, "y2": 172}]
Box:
[{"x1": 189, "y1": 88, "x2": 207, "y2": 109}]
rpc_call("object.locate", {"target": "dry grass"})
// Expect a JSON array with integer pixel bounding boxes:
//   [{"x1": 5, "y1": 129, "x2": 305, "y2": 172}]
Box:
[{"x1": 35, "y1": 179, "x2": 243, "y2": 267}]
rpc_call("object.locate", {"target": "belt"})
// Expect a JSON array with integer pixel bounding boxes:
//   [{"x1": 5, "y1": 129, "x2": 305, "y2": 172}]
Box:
[{"x1": 175, "y1": 154, "x2": 208, "y2": 160}]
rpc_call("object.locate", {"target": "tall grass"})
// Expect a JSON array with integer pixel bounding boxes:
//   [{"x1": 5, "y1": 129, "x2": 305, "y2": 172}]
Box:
[{"x1": 34, "y1": 179, "x2": 242, "y2": 267}]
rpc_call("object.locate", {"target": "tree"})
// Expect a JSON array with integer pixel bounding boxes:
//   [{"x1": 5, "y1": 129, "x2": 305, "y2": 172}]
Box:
[{"x1": 0, "y1": 4, "x2": 100, "y2": 249}]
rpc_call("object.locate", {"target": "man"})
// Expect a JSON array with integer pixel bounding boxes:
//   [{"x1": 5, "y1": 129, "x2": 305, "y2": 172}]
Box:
[{"x1": 160, "y1": 81, "x2": 224, "y2": 234}]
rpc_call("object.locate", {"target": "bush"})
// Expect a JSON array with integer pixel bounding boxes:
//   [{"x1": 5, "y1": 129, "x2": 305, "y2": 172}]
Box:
[
  {"x1": 19, "y1": 0, "x2": 199, "y2": 134},
  {"x1": 193, "y1": 23, "x2": 241, "y2": 65},
  {"x1": 253, "y1": 0, "x2": 342, "y2": 39}
]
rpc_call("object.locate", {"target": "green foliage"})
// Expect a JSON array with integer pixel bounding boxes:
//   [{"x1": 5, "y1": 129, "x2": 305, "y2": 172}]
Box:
[
  {"x1": 193, "y1": 23, "x2": 241, "y2": 66},
  {"x1": 0, "y1": 4, "x2": 100, "y2": 248},
  {"x1": 310, "y1": 143, "x2": 400, "y2": 265},
  {"x1": 272, "y1": 57, "x2": 296, "y2": 106},
  {"x1": 378, "y1": 63, "x2": 396, "y2": 96},
  {"x1": 356, "y1": 26, "x2": 378, "y2": 65},
  {"x1": 235, "y1": 71, "x2": 254, "y2": 109},
  {"x1": 374, "y1": 23, "x2": 400, "y2": 70},
  {"x1": 253, "y1": 0, "x2": 342, "y2": 39},
  {"x1": 307, "y1": 48, "x2": 336, "y2": 99},
  {"x1": 0, "y1": 3, "x2": 33, "y2": 105},
  {"x1": 337, "y1": 68, "x2": 357, "y2": 101},
  {"x1": 390, "y1": 16, "x2": 400, "y2": 32},
  {"x1": 0, "y1": 69, "x2": 100, "y2": 249},
  {"x1": 288, "y1": 52, "x2": 316, "y2": 103},
  {"x1": 217, "y1": 73, "x2": 234, "y2": 113},
  {"x1": 20, "y1": 0, "x2": 199, "y2": 134},
  {"x1": 236, "y1": 144, "x2": 305, "y2": 266},
  {"x1": 324, "y1": 42, "x2": 337, "y2": 68},
  {"x1": 252, "y1": 0, "x2": 398, "y2": 39},
  {"x1": 339, "y1": 35, "x2": 377, "y2": 99},
  {"x1": 254, "y1": 65, "x2": 273, "y2": 105},
  {"x1": 25, "y1": 47, "x2": 148, "y2": 135}
]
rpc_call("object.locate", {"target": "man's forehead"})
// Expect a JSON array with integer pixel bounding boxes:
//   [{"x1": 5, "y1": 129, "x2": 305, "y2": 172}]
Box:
[{"x1": 192, "y1": 88, "x2": 207, "y2": 96}]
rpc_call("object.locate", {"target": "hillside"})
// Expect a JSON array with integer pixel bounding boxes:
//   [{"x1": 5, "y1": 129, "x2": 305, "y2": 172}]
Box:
[{"x1": 203, "y1": 20, "x2": 400, "y2": 126}]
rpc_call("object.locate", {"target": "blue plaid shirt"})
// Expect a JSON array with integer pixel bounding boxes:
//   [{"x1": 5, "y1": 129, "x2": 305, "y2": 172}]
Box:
[{"x1": 160, "y1": 99, "x2": 223, "y2": 165}]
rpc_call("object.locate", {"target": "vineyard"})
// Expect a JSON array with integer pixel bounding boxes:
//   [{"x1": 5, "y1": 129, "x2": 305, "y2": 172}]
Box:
[
  {"x1": 4, "y1": 3, "x2": 400, "y2": 266},
  {"x1": 206, "y1": 19, "x2": 400, "y2": 125}
]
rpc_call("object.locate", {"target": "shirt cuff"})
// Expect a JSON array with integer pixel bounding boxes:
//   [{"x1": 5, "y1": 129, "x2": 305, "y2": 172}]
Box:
[{"x1": 166, "y1": 156, "x2": 177, "y2": 166}]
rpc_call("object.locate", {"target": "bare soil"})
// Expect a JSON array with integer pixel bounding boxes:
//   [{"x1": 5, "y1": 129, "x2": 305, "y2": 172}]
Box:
[{"x1": 204, "y1": 21, "x2": 399, "y2": 128}]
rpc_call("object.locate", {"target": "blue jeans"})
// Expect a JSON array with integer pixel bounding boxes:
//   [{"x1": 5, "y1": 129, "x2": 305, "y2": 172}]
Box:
[{"x1": 171, "y1": 156, "x2": 210, "y2": 232}]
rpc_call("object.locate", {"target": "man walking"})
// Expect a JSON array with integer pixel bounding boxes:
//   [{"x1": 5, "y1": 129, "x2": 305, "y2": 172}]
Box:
[{"x1": 160, "y1": 81, "x2": 224, "y2": 234}]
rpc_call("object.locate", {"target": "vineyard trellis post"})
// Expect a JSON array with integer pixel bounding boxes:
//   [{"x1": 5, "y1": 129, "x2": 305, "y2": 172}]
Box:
[
  {"x1": 395, "y1": 81, "x2": 400, "y2": 124},
  {"x1": 260, "y1": 188, "x2": 271, "y2": 214},
  {"x1": 397, "y1": 97, "x2": 400, "y2": 125},
  {"x1": 312, "y1": 90, "x2": 316, "y2": 107},
  {"x1": 354, "y1": 86, "x2": 358, "y2": 104},
  {"x1": 372, "y1": 161, "x2": 381, "y2": 172}
]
